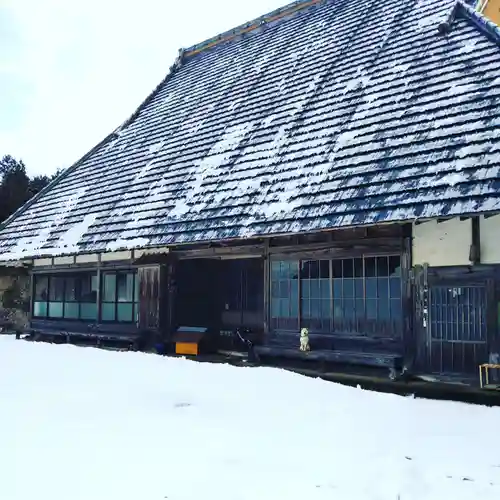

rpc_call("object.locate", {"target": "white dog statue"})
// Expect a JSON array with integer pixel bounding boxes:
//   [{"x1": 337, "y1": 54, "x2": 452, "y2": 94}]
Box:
[{"x1": 299, "y1": 327, "x2": 310, "y2": 352}]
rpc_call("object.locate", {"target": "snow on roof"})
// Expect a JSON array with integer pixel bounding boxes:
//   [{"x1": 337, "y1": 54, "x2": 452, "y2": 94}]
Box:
[{"x1": 1, "y1": 0, "x2": 500, "y2": 260}]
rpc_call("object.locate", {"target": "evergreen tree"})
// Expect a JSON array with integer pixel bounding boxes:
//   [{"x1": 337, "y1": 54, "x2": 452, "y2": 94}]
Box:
[{"x1": 0, "y1": 155, "x2": 54, "y2": 223}]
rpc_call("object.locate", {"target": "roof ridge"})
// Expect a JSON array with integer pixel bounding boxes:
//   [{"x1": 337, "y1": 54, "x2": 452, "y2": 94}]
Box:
[
  {"x1": 183, "y1": 0, "x2": 324, "y2": 59},
  {"x1": 439, "y1": 0, "x2": 500, "y2": 46}
]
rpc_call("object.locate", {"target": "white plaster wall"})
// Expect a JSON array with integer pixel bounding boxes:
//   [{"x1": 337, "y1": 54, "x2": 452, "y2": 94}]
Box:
[
  {"x1": 412, "y1": 219, "x2": 471, "y2": 267},
  {"x1": 480, "y1": 215, "x2": 500, "y2": 264}
]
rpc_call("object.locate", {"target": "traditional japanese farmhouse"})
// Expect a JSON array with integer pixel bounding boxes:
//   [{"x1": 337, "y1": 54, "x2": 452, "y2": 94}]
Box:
[{"x1": 1, "y1": 0, "x2": 500, "y2": 381}]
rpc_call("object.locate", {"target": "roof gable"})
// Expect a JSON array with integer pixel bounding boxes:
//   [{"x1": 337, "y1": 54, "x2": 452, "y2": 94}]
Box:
[{"x1": 1, "y1": 0, "x2": 500, "y2": 260}]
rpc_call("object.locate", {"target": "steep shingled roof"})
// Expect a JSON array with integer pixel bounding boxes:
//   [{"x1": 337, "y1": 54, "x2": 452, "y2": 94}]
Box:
[{"x1": 1, "y1": 0, "x2": 500, "y2": 259}]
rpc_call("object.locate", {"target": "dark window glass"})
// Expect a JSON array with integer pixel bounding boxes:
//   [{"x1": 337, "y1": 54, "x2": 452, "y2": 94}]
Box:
[
  {"x1": 34, "y1": 276, "x2": 48, "y2": 301},
  {"x1": 49, "y1": 277, "x2": 65, "y2": 302},
  {"x1": 33, "y1": 273, "x2": 97, "y2": 321},
  {"x1": 332, "y1": 260, "x2": 342, "y2": 278},
  {"x1": 376, "y1": 256, "x2": 389, "y2": 277},
  {"x1": 343, "y1": 259, "x2": 354, "y2": 278},
  {"x1": 353, "y1": 258, "x2": 363, "y2": 278},
  {"x1": 364, "y1": 257, "x2": 376, "y2": 278},
  {"x1": 320, "y1": 260, "x2": 330, "y2": 279},
  {"x1": 389, "y1": 256, "x2": 401, "y2": 277}
]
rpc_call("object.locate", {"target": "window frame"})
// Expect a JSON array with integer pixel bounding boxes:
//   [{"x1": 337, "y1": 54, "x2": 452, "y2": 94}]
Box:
[
  {"x1": 100, "y1": 270, "x2": 139, "y2": 324},
  {"x1": 269, "y1": 255, "x2": 403, "y2": 335},
  {"x1": 32, "y1": 272, "x2": 98, "y2": 322}
]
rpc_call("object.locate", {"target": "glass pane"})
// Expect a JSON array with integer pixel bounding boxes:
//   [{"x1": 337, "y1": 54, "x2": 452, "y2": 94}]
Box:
[
  {"x1": 376, "y1": 256, "x2": 389, "y2": 277},
  {"x1": 64, "y1": 302, "x2": 79, "y2": 319},
  {"x1": 353, "y1": 258, "x2": 363, "y2": 278},
  {"x1": 320, "y1": 279, "x2": 330, "y2": 298},
  {"x1": 49, "y1": 277, "x2": 65, "y2": 301},
  {"x1": 365, "y1": 257, "x2": 376, "y2": 277},
  {"x1": 310, "y1": 280, "x2": 320, "y2": 299},
  {"x1": 320, "y1": 260, "x2": 330, "y2": 279},
  {"x1": 102, "y1": 303, "x2": 116, "y2": 321},
  {"x1": 65, "y1": 277, "x2": 77, "y2": 301},
  {"x1": 332, "y1": 260, "x2": 342, "y2": 278},
  {"x1": 343, "y1": 299, "x2": 355, "y2": 318},
  {"x1": 354, "y1": 278, "x2": 364, "y2": 298},
  {"x1": 310, "y1": 261, "x2": 320, "y2": 279},
  {"x1": 321, "y1": 299, "x2": 331, "y2": 318},
  {"x1": 103, "y1": 274, "x2": 116, "y2": 302},
  {"x1": 289, "y1": 261, "x2": 299, "y2": 279},
  {"x1": 378, "y1": 297, "x2": 390, "y2": 319},
  {"x1": 355, "y1": 298, "x2": 365, "y2": 317},
  {"x1": 48, "y1": 302, "x2": 63, "y2": 318},
  {"x1": 343, "y1": 259, "x2": 354, "y2": 278},
  {"x1": 391, "y1": 299, "x2": 402, "y2": 320},
  {"x1": 378, "y1": 278, "x2": 389, "y2": 299},
  {"x1": 333, "y1": 299, "x2": 343, "y2": 318},
  {"x1": 80, "y1": 303, "x2": 97, "y2": 320},
  {"x1": 343, "y1": 279, "x2": 354, "y2": 298},
  {"x1": 333, "y1": 279, "x2": 342, "y2": 298},
  {"x1": 290, "y1": 296, "x2": 299, "y2": 317},
  {"x1": 34, "y1": 276, "x2": 49, "y2": 301},
  {"x1": 390, "y1": 278, "x2": 402, "y2": 298},
  {"x1": 279, "y1": 261, "x2": 287, "y2": 279},
  {"x1": 81, "y1": 274, "x2": 98, "y2": 302},
  {"x1": 302, "y1": 299, "x2": 311, "y2": 318},
  {"x1": 300, "y1": 280, "x2": 310, "y2": 299},
  {"x1": 365, "y1": 278, "x2": 378, "y2": 298},
  {"x1": 366, "y1": 299, "x2": 377, "y2": 320},
  {"x1": 280, "y1": 299, "x2": 290, "y2": 318},
  {"x1": 271, "y1": 261, "x2": 280, "y2": 279},
  {"x1": 117, "y1": 303, "x2": 133, "y2": 322},
  {"x1": 271, "y1": 281, "x2": 280, "y2": 298},
  {"x1": 290, "y1": 280, "x2": 298, "y2": 302},
  {"x1": 271, "y1": 298, "x2": 280, "y2": 318},
  {"x1": 280, "y1": 280, "x2": 290, "y2": 299},
  {"x1": 117, "y1": 273, "x2": 134, "y2": 302},
  {"x1": 310, "y1": 300, "x2": 320, "y2": 319},
  {"x1": 389, "y1": 256, "x2": 401, "y2": 277},
  {"x1": 33, "y1": 301, "x2": 47, "y2": 317}
]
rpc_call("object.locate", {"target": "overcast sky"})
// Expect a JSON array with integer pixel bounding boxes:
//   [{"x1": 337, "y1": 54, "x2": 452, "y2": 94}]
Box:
[{"x1": 0, "y1": 0, "x2": 286, "y2": 176}]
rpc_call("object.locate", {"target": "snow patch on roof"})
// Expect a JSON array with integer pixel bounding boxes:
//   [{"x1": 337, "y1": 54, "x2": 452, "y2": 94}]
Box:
[
  {"x1": 333, "y1": 130, "x2": 358, "y2": 152},
  {"x1": 442, "y1": 172, "x2": 465, "y2": 187},
  {"x1": 56, "y1": 214, "x2": 97, "y2": 253},
  {"x1": 458, "y1": 40, "x2": 476, "y2": 54},
  {"x1": 169, "y1": 122, "x2": 255, "y2": 218},
  {"x1": 106, "y1": 237, "x2": 150, "y2": 252},
  {"x1": 148, "y1": 140, "x2": 165, "y2": 155}
]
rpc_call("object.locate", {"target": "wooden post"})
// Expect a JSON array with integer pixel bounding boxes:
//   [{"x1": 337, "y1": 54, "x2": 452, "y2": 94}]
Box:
[{"x1": 263, "y1": 240, "x2": 270, "y2": 336}]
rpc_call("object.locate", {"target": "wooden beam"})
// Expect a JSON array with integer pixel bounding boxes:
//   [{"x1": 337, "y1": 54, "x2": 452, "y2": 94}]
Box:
[{"x1": 470, "y1": 216, "x2": 481, "y2": 265}]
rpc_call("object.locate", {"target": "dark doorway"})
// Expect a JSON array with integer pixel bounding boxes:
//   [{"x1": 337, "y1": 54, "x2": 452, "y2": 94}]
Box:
[{"x1": 174, "y1": 258, "x2": 264, "y2": 338}]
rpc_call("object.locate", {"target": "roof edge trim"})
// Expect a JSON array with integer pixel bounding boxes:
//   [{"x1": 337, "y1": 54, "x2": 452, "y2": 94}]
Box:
[
  {"x1": 439, "y1": 0, "x2": 500, "y2": 46},
  {"x1": 183, "y1": 0, "x2": 323, "y2": 59},
  {"x1": 0, "y1": 50, "x2": 186, "y2": 233}
]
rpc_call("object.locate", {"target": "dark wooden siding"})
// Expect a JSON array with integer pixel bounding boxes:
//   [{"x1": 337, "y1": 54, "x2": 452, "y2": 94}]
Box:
[{"x1": 138, "y1": 266, "x2": 161, "y2": 330}]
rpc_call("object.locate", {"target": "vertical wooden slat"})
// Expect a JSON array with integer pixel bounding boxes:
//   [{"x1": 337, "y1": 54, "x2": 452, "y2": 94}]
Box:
[
  {"x1": 138, "y1": 266, "x2": 161, "y2": 330},
  {"x1": 263, "y1": 241, "x2": 270, "y2": 336},
  {"x1": 96, "y1": 255, "x2": 102, "y2": 322}
]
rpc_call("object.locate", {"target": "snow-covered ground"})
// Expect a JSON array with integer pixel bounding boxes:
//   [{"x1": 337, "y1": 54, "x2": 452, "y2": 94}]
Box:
[{"x1": 0, "y1": 337, "x2": 499, "y2": 500}]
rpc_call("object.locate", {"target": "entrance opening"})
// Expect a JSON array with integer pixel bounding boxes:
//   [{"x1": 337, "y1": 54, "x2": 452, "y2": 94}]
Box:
[{"x1": 174, "y1": 258, "x2": 264, "y2": 350}]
